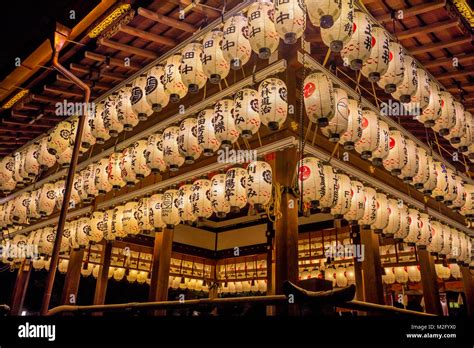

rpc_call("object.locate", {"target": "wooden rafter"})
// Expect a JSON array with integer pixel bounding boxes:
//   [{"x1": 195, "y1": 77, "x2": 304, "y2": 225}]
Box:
[
  {"x1": 84, "y1": 51, "x2": 140, "y2": 71},
  {"x1": 376, "y1": 0, "x2": 447, "y2": 23},
  {"x1": 70, "y1": 63, "x2": 126, "y2": 81},
  {"x1": 167, "y1": 0, "x2": 221, "y2": 18},
  {"x1": 118, "y1": 24, "x2": 177, "y2": 47},
  {"x1": 138, "y1": 7, "x2": 196, "y2": 33},
  {"x1": 408, "y1": 36, "x2": 472, "y2": 55},
  {"x1": 98, "y1": 38, "x2": 159, "y2": 59},
  {"x1": 2, "y1": 119, "x2": 51, "y2": 128},
  {"x1": 56, "y1": 74, "x2": 112, "y2": 91},
  {"x1": 31, "y1": 94, "x2": 63, "y2": 105},
  {"x1": 422, "y1": 53, "x2": 474, "y2": 69},
  {"x1": 435, "y1": 68, "x2": 474, "y2": 80},
  {"x1": 396, "y1": 18, "x2": 460, "y2": 40},
  {"x1": 43, "y1": 85, "x2": 84, "y2": 98}
]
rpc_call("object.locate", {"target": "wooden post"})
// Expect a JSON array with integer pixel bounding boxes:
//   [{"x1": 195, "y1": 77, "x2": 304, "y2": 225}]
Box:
[
  {"x1": 93, "y1": 242, "x2": 112, "y2": 313},
  {"x1": 417, "y1": 248, "x2": 442, "y2": 315},
  {"x1": 61, "y1": 248, "x2": 85, "y2": 305},
  {"x1": 10, "y1": 260, "x2": 32, "y2": 316},
  {"x1": 148, "y1": 230, "x2": 164, "y2": 302},
  {"x1": 460, "y1": 266, "x2": 474, "y2": 316},
  {"x1": 154, "y1": 227, "x2": 174, "y2": 316}
]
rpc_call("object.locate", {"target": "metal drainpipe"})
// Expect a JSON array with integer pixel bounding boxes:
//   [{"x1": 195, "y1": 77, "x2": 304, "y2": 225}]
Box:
[{"x1": 40, "y1": 24, "x2": 91, "y2": 316}]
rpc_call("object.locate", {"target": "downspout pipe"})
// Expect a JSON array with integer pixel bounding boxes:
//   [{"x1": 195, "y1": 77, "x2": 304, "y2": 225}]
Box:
[{"x1": 40, "y1": 23, "x2": 91, "y2": 316}]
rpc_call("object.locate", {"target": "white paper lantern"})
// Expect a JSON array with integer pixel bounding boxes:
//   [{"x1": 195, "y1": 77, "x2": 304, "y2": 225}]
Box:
[
  {"x1": 341, "y1": 10, "x2": 372, "y2": 70},
  {"x1": 82, "y1": 164, "x2": 99, "y2": 200},
  {"x1": 447, "y1": 102, "x2": 465, "y2": 144},
  {"x1": 432, "y1": 91, "x2": 456, "y2": 136},
  {"x1": 273, "y1": 0, "x2": 305, "y2": 44},
  {"x1": 247, "y1": 0, "x2": 280, "y2": 59},
  {"x1": 370, "y1": 119, "x2": 390, "y2": 166},
  {"x1": 258, "y1": 77, "x2": 288, "y2": 130},
  {"x1": 394, "y1": 266, "x2": 408, "y2": 284},
  {"x1": 212, "y1": 99, "x2": 239, "y2": 148},
  {"x1": 233, "y1": 88, "x2": 261, "y2": 138},
  {"x1": 107, "y1": 152, "x2": 126, "y2": 190},
  {"x1": 297, "y1": 157, "x2": 325, "y2": 207},
  {"x1": 305, "y1": 0, "x2": 341, "y2": 28},
  {"x1": 76, "y1": 217, "x2": 91, "y2": 248},
  {"x1": 162, "y1": 54, "x2": 188, "y2": 103},
  {"x1": 407, "y1": 265, "x2": 421, "y2": 282},
  {"x1": 382, "y1": 267, "x2": 395, "y2": 284},
  {"x1": 222, "y1": 14, "x2": 252, "y2": 69},
  {"x1": 162, "y1": 189, "x2": 181, "y2": 227},
  {"x1": 431, "y1": 161, "x2": 449, "y2": 201},
  {"x1": 95, "y1": 158, "x2": 113, "y2": 194},
  {"x1": 422, "y1": 155, "x2": 436, "y2": 195},
  {"x1": 449, "y1": 263, "x2": 461, "y2": 279},
  {"x1": 122, "y1": 201, "x2": 140, "y2": 235},
  {"x1": 392, "y1": 54, "x2": 417, "y2": 103},
  {"x1": 120, "y1": 147, "x2": 139, "y2": 186},
  {"x1": 415, "y1": 213, "x2": 432, "y2": 247},
  {"x1": 398, "y1": 139, "x2": 418, "y2": 183},
  {"x1": 449, "y1": 176, "x2": 466, "y2": 211},
  {"x1": 149, "y1": 194, "x2": 166, "y2": 230},
  {"x1": 12, "y1": 192, "x2": 29, "y2": 224},
  {"x1": 247, "y1": 160, "x2": 272, "y2": 210},
  {"x1": 211, "y1": 173, "x2": 231, "y2": 218},
  {"x1": 453, "y1": 110, "x2": 473, "y2": 153},
  {"x1": 58, "y1": 259, "x2": 69, "y2": 274},
  {"x1": 103, "y1": 94, "x2": 124, "y2": 137},
  {"x1": 403, "y1": 208, "x2": 421, "y2": 244},
  {"x1": 28, "y1": 189, "x2": 42, "y2": 222},
  {"x1": 339, "y1": 98, "x2": 362, "y2": 150},
  {"x1": 88, "y1": 212, "x2": 105, "y2": 243},
  {"x1": 131, "y1": 140, "x2": 151, "y2": 180},
  {"x1": 372, "y1": 192, "x2": 389, "y2": 233},
  {"x1": 146, "y1": 65, "x2": 170, "y2": 111},
  {"x1": 320, "y1": 0, "x2": 353, "y2": 52},
  {"x1": 145, "y1": 133, "x2": 166, "y2": 173},
  {"x1": 355, "y1": 109, "x2": 380, "y2": 159},
  {"x1": 407, "y1": 68, "x2": 431, "y2": 114},
  {"x1": 37, "y1": 136, "x2": 56, "y2": 171},
  {"x1": 319, "y1": 165, "x2": 337, "y2": 211},
  {"x1": 80, "y1": 263, "x2": 94, "y2": 277},
  {"x1": 303, "y1": 72, "x2": 335, "y2": 126},
  {"x1": 162, "y1": 126, "x2": 185, "y2": 171},
  {"x1": 38, "y1": 182, "x2": 56, "y2": 216},
  {"x1": 72, "y1": 173, "x2": 87, "y2": 203},
  {"x1": 335, "y1": 266, "x2": 348, "y2": 287},
  {"x1": 460, "y1": 184, "x2": 474, "y2": 218},
  {"x1": 427, "y1": 220, "x2": 444, "y2": 254},
  {"x1": 439, "y1": 225, "x2": 452, "y2": 256},
  {"x1": 131, "y1": 74, "x2": 153, "y2": 120},
  {"x1": 419, "y1": 81, "x2": 442, "y2": 127},
  {"x1": 110, "y1": 205, "x2": 126, "y2": 238},
  {"x1": 190, "y1": 179, "x2": 213, "y2": 219},
  {"x1": 344, "y1": 180, "x2": 365, "y2": 223},
  {"x1": 178, "y1": 118, "x2": 202, "y2": 164},
  {"x1": 411, "y1": 146, "x2": 429, "y2": 190},
  {"x1": 361, "y1": 24, "x2": 390, "y2": 82},
  {"x1": 377, "y1": 41, "x2": 404, "y2": 93},
  {"x1": 90, "y1": 103, "x2": 110, "y2": 144},
  {"x1": 202, "y1": 30, "x2": 230, "y2": 84},
  {"x1": 225, "y1": 167, "x2": 247, "y2": 213},
  {"x1": 137, "y1": 197, "x2": 154, "y2": 233},
  {"x1": 116, "y1": 85, "x2": 139, "y2": 131},
  {"x1": 24, "y1": 144, "x2": 40, "y2": 178},
  {"x1": 330, "y1": 173, "x2": 352, "y2": 218},
  {"x1": 382, "y1": 130, "x2": 408, "y2": 176},
  {"x1": 383, "y1": 198, "x2": 401, "y2": 236},
  {"x1": 47, "y1": 121, "x2": 72, "y2": 156},
  {"x1": 321, "y1": 87, "x2": 349, "y2": 142},
  {"x1": 177, "y1": 184, "x2": 196, "y2": 224}
]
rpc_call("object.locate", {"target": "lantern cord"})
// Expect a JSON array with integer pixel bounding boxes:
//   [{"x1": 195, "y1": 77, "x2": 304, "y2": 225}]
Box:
[
  {"x1": 202, "y1": 83, "x2": 207, "y2": 101},
  {"x1": 432, "y1": 131, "x2": 443, "y2": 159},
  {"x1": 257, "y1": 131, "x2": 262, "y2": 148},
  {"x1": 322, "y1": 48, "x2": 331, "y2": 67},
  {"x1": 355, "y1": 71, "x2": 362, "y2": 95},
  {"x1": 241, "y1": 66, "x2": 246, "y2": 79},
  {"x1": 223, "y1": 78, "x2": 229, "y2": 89},
  {"x1": 298, "y1": 8, "x2": 308, "y2": 214},
  {"x1": 371, "y1": 82, "x2": 379, "y2": 109},
  {"x1": 266, "y1": 183, "x2": 282, "y2": 223},
  {"x1": 311, "y1": 124, "x2": 318, "y2": 146},
  {"x1": 304, "y1": 122, "x2": 312, "y2": 143}
]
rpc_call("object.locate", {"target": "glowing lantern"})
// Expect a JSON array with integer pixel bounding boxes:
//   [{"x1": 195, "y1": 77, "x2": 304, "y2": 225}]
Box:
[
  {"x1": 65, "y1": 219, "x2": 79, "y2": 249},
  {"x1": 122, "y1": 201, "x2": 140, "y2": 235},
  {"x1": 162, "y1": 126, "x2": 185, "y2": 171},
  {"x1": 47, "y1": 121, "x2": 72, "y2": 156},
  {"x1": 12, "y1": 192, "x2": 29, "y2": 224},
  {"x1": 211, "y1": 173, "x2": 231, "y2": 217},
  {"x1": 116, "y1": 85, "x2": 139, "y2": 131},
  {"x1": 427, "y1": 220, "x2": 444, "y2": 254},
  {"x1": 439, "y1": 225, "x2": 452, "y2": 256},
  {"x1": 382, "y1": 130, "x2": 408, "y2": 176},
  {"x1": 197, "y1": 109, "x2": 221, "y2": 156},
  {"x1": 32, "y1": 257, "x2": 46, "y2": 270},
  {"x1": 370, "y1": 119, "x2": 390, "y2": 166},
  {"x1": 321, "y1": 87, "x2": 349, "y2": 142},
  {"x1": 37, "y1": 136, "x2": 56, "y2": 170},
  {"x1": 107, "y1": 152, "x2": 126, "y2": 190},
  {"x1": 58, "y1": 259, "x2": 69, "y2": 274},
  {"x1": 178, "y1": 118, "x2": 202, "y2": 164},
  {"x1": 110, "y1": 205, "x2": 126, "y2": 238},
  {"x1": 177, "y1": 184, "x2": 196, "y2": 224},
  {"x1": 422, "y1": 155, "x2": 436, "y2": 195},
  {"x1": 297, "y1": 157, "x2": 325, "y2": 207},
  {"x1": 453, "y1": 111, "x2": 472, "y2": 152},
  {"x1": 335, "y1": 266, "x2": 348, "y2": 287},
  {"x1": 39, "y1": 227, "x2": 55, "y2": 256},
  {"x1": 377, "y1": 41, "x2": 404, "y2": 93},
  {"x1": 76, "y1": 217, "x2": 91, "y2": 247},
  {"x1": 415, "y1": 213, "x2": 431, "y2": 247},
  {"x1": 38, "y1": 182, "x2": 56, "y2": 216},
  {"x1": 361, "y1": 24, "x2": 390, "y2": 82},
  {"x1": 398, "y1": 139, "x2": 418, "y2": 183},
  {"x1": 148, "y1": 194, "x2": 166, "y2": 230},
  {"x1": 419, "y1": 81, "x2": 442, "y2": 127},
  {"x1": 407, "y1": 68, "x2": 431, "y2": 113},
  {"x1": 162, "y1": 54, "x2": 188, "y2": 103},
  {"x1": 305, "y1": 0, "x2": 341, "y2": 28},
  {"x1": 162, "y1": 189, "x2": 181, "y2": 227},
  {"x1": 233, "y1": 88, "x2": 261, "y2": 138},
  {"x1": 90, "y1": 103, "x2": 110, "y2": 144},
  {"x1": 372, "y1": 192, "x2": 389, "y2": 233},
  {"x1": 95, "y1": 158, "x2": 113, "y2": 194},
  {"x1": 201, "y1": 30, "x2": 230, "y2": 84},
  {"x1": 212, "y1": 99, "x2": 239, "y2": 148},
  {"x1": 344, "y1": 180, "x2": 365, "y2": 223},
  {"x1": 320, "y1": 0, "x2": 353, "y2": 52},
  {"x1": 73, "y1": 173, "x2": 87, "y2": 203},
  {"x1": 258, "y1": 77, "x2": 288, "y2": 131},
  {"x1": 355, "y1": 109, "x2": 380, "y2": 159},
  {"x1": 81, "y1": 109, "x2": 96, "y2": 152},
  {"x1": 247, "y1": 160, "x2": 272, "y2": 211},
  {"x1": 330, "y1": 173, "x2": 352, "y2": 218},
  {"x1": 460, "y1": 184, "x2": 474, "y2": 218},
  {"x1": 179, "y1": 43, "x2": 207, "y2": 95},
  {"x1": 247, "y1": 0, "x2": 279, "y2": 59},
  {"x1": 137, "y1": 197, "x2": 154, "y2": 233},
  {"x1": 89, "y1": 211, "x2": 106, "y2": 243},
  {"x1": 383, "y1": 198, "x2": 401, "y2": 236},
  {"x1": 146, "y1": 65, "x2": 169, "y2": 111},
  {"x1": 131, "y1": 74, "x2": 153, "y2": 120},
  {"x1": 225, "y1": 167, "x2": 247, "y2": 213},
  {"x1": 82, "y1": 164, "x2": 99, "y2": 199},
  {"x1": 273, "y1": 0, "x2": 305, "y2": 44},
  {"x1": 404, "y1": 208, "x2": 421, "y2": 245},
  {"x1": 339, "y1": 98, "x2": 362, "y2": 150},
  {"x1": 319, "y1": 165, "x2": 337, "y2": 211},
  {"x1": 407, "y1": 265, "x2": 421, "y2": 282},
  {"x1": 120, "y1": 147, "x2": 139, "y2": 186},
  {"x1": 131, "y1": 140, "x2": 151, "y2": 179},
  {"x1": 448, "y1": 102, "x2": 465, "y2": 144},
  {"x1": 432, "y1": 91, "x2": 456, "y2": 136},
  {"x1": 449, "y1": 263, "x2": 461, "y2": 279},
  {"x1": 392, "y1": 54, "x2": 418, "y2": 103},
  {"x1": 411, "y1": 146, "x2": 429, "y2": 190},
  {"x1": 449, "y1": 176, "x2": 466, "y2": 211},
  {"x1": 432, "y1": 161, "x2": 448, "y2": 201},
  {"x1": 222, "y1": 14, "x2": 252, "y2": 69},
  {"x1": 103, "y1": 94, "x2": 124, "y2": 137},
  {"x1": 0, "y1": 156, "x2": 16, "y2": 193},
  {"x1": 24, "y1": 144, "x2": 40, "y2": 178},
  {"x1": 303, "y1": 72, "x2": 334, "y2": 127},
  {"x1": 145, "y1": 133, "x2": 166, "y2": 173},
  {"x1": 190, "y1": 179, "x2": 213, "y2": 219},
  {"x1": 28, "y1": 189, "x2": 42, "y2": 221},
  {"x1": 394, "y1": 267, "x2": 408, "y2": 284},
  {"x1": 341, "y1": 10, "x2": 372, "y2": 71}
]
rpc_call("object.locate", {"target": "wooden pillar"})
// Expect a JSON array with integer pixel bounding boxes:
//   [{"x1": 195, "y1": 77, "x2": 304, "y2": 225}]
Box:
[
  {"x1": 93, "y1": 242, "x2": 112, "y2": 312},
  {"x1": 61, "y1": 248, "x2": 85, "y2": 305},
  {"x1": 154, "y1": 227, "x2": 174, "y2": 316},
  {"x1": 351, "y1": 226, "x2": 365, "y2": 301},
  {"x1": 148, "y1": 230, "x2": 164, "y2": 302},
  {"x1": 355, "y1": 228, "x2": 384, "y2": 305},
  {"x1": 417, "y1": 248, "x2": 442, "y2": 315},
  {"x1": 460, "y1": 266, "x2": 474, "y2": 316},
  {"x1": 208, "y1": 262, "x2": 218, "y2": 299},
  {"x1": 10, "y1": 260, "x2": 32, "y2": 316}
]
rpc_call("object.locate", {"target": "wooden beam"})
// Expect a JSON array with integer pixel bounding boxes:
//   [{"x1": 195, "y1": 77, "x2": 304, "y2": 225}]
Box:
[
  {"x1": 118, "y1": 24, "x2": 177, "y2": 46},
  {"x1": 44, "y1": 85, "x2": 83, "y2": 98},
  {"x1": 11, "y1": 110, "x2": 59, "y2": 122},
  {"x1": 461, "y1": 266, "x2": 474, "y2": 316},
  {"x1": 148, "y1": 231, "x2": 164, "y2": 303},
  {"x1": 70, "y1": 63, "x2": 127, "y2": 81},
  {"x1": 447, "y1": 84, "x2": 474, "y2": 93},
  {"x1": 93, "y1": 242, "x2": 112, "y2": 314},
  {"x1": 31, "y1": 94, "x2": 63, "y2": 105},
  {"x1": 10, "y1": 260, "x2": 32, "y2": 315},
  {"x1": 56, "y1": 74, "x2": 111, "y2": 91},
  {"x1": 397, "y1": 18, "x2": 459, "y2": 41},
  {"x1": 167, "y1": 0, "x2": 221, "y2": 17},
  {"x1": 84, "y1": 51, "x2": 140, "y2": 71},
  {"x1": 154, "y1": 228, "x2": 174, "y2": 316},
  {"x1": 98, "y1": 38, "x2": 159, "y2": 59},
  {"x1": 138, "y1": 7, "x2": 196, "y2": 33},
  {"x1": 377, "y1": 0, "x2": 446, "y2": 23},
  {"x1": 0, "y1": 127, "x2": 43, "y2": 134},
  {"x1": 423, "y1": 53, "x2": 474, "y2": 69},
  {"x1": 2, "y1": 119, "x2": 51, "y2": 128},
  {"x1": 408, "y1": 36, "x2": 472, "y2": 56},
  {"x1": 435, "y1": 68, "x2": 474, "y2": 81},
  {"x1": 61, "y1": 248, "x2": 85, "y2": 305},
  {"x1": 417, "y1": 248, "x2": 442, "y2": 315}
]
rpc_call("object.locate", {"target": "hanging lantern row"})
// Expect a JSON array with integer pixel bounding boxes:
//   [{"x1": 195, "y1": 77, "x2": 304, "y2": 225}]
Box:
[
  {"x1": 169, "y1": 276, "x2": 211, "y2": 292},
  {"x1": 382, "y1": 266, "x2": 424, "y2": 284},
  {"x1": 299, "y1": 264, "x2": 356, "y2": 288}
]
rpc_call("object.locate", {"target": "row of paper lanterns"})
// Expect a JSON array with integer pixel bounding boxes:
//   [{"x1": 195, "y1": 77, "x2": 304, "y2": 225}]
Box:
[
  {"x1": 297, "y1": 156, "x2": 472, "y2": 265},
  {"x1": 382, "y1": 263, "x2": 462, "y2": 285},
  {"x1": 299, "y1": 265, "x2": 356, "y2": 288}
]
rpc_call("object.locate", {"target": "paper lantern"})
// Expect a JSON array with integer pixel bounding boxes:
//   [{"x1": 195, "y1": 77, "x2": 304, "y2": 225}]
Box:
[
  {"x1": 431, "y1": 161, "x2": 449, "y2": 201},
  {"x1": 95, "y1": 158, "x2": 113, "y2": 194},
  {"x1": 330, "y1": 173, "x2": 352, "y2": 218},
  {"x1": 422, "y1": 155, "x2": 436, "y2": 195},
  {"x1": 411, "y1": 146, "x2": 429, "y2": 190},
  {"x1": 81, "y1": 110, "x2": 96, "y2": 152},
  {"x1": 340, "y1": 10, "x2": 372, "y2": 70},
  {"x1": 149, "y1": 194, "x2": 166, "y2": 230},
  {"x1": 90, "y1": 103, "x2": 110, "y2": 144},
  {"x1": 146, "y1": 65, "x2": 169, "y2": 111},
  {"x1": 12, "y1": 192, "x2": 29, "y2": 224},
  {"x1": 398, "y1": 139, "x2": 418, "y2": 183},
  {"x1": 447, "y1": 102, "x2": 465, "y2": 144},
  {"x1": 382, "y1": 130, "x2": 408, "y2": 176},
  {"x1": 177, "y1": 184, "x2": 196, "y2": 224},
  {"x1": 233, "y1": 88, "x2": 261, "y2": 138},
  {"x1": 460, "y1": 184, "x2": 474, "y2": 218},
  {"x1": 382, "y1": 198, "x2": 401, "y2": 236},
  {"x1": 0, "y1": 156, "x2": 16, "y2": 193},
  {"x1": 407, "y1": 265, "x2": 421, "y2": 282},
  {"x1": 361, "y1": 24, "x2": 390, "y2": 82},
  {"x1": 247, "y1": 160, "x2": 272, "y2": 211},
  {"x1": 321, "y1": 0, "x2": 353, "y2": 52},
  {"x1": 415, "y1": 213, "x2": 431, "y2": 247},
  {"x1": 58, "y1": 259, "x2": 69, "y2": 274},
  {"x1": 247, "y1": 0, "x2": 280, "y2": 59},
  {"x1": 137, "y1": 197, "x2": 154, "y2": 233},
  {"x1": 212, "y1": 99, "x2": 239, "y2": 148},
  {"x1": 427, "y1": 220, "x2": 444, "y2": 254},
  {"x1": 73, "y1": 173, "x2": 87, "y2": 203},
  {"x1": 344, "y1": 180, "x2": 365, "y2": 223},
  {"x1": 419, "y1": 81, "x2": 442, "y2": 127},
  {"x1": 321, "y1": 87, "x2": 349, "y2": 142},
  {"x1": 64, "y1": 219, "x2": 79, "y2": 249},
  {"x1": 297, "y1": 157, "x2": 325, "y2": 207},
  {"x1": 103, "y1": 94, "x2": 124, "y2": 137},
  {"x1": 131, "y1": 140, "x2": 151, "y2": 180},
  {"x1": 370, "y1": 119, "x2": 390, "y2": 166},
  {"x1": 432, "y1": 91, "x2": 456, "y2": 136},
  {"x1": 449, "y1": 176, "x2": 466, "y2": 211},
  {"x1": 110, "y1": 205, "x2": 126, "y2": 238},
  {"x1": 82, "y1": 164, "x2": 99, "y2": 199},
  {"x1": 178, "y1": 118, "x2": 202, "y2": 164},
  {"x1": 162, "y1": 54, "x2": 188, "y2": 103},
  {"x1": 145, "y1": 133, "x2": 166, "y2": 173},
  {"x1": 225, "y1": 167, "x2": 247, "y2": 213},
  {"x1": 403, "y1": 208, "x2": 421, "y2": 245},
  {"x1": 190, "y1": 179, "x2": 213, "y2": 219},
  {"x1": 107, "y1": 152, "x2": 126, "y2": 190},
  {"x1": 442, "y1": 167, "x2": 458, "y2": 206},
  {"x1": 449, "y1": 263, "x2": 461, "y2": 279},
  {"x1": 120, "y1": 147, "x2": 139, "y2": 186},
  {"x1": 377, "y1": 41, "x2": 404, "y2": 93},
  {"x1": 439, "y1": 225, "x2": 452, "y2": 256},
  {"x1": 197, "y1": 109, "x2": 221, "y2": 156},
  {"x1": 75, "y1": 217, "x2": 91, "y2": 248},
  {"x1": 306, "y1": 0, "x2": 341, "y2": 28},
  {"x1": 131, "y1": 74, "x2": 153, "y2": 120},
  {"x1": 303, "y1": 72, "x2": 335, "y2": 127},
  {"x1": 161, "y1": 189, "x2": 181, "y2": 227},
  {"x1": 392, "y1": 54, "x2": 418, "y2": 103},
  {"x1": 178, "y1": 43, "x2": 208, "y2": 95},
  {"x1": 319, "y1": 165, "x2": 337, "y2": 211},
  {"x1": 222, "y1": 14, "x2": 252, "y2": 69},
  {"x1": 407, "y1": 68, "x2": 431, "y2": 114},
  {"x1": 339, "y1": 98, "x2": 362, "y2": 150},
  {"x1": 122, "y1": 201, "x2": 140, "y2": 235},
  {"x1": 453, "y1": 111, "x2": 473, "y2": 153},
  {"x1": 37, "y1": 136, "x2": 56, "y2": 170},
  {"x1": 335, "y1": 266, "x2": 348, "y2": 287},
  {"x1": 92, "y1": 265, "x2": 100, "y2": 278},
  {"x1": 201, "y1": 30, "x2": 230, "y2": 84},
  {"x1": 28, "y1": 189, "x2": 42, "y2": 222},
  {"x1": 258, "y1": 77, "x2": 288, "y2": 130},
  {"x1": 355, "y1": 109, "x2": 380, "y2": 159},
  {"x1": 273, "y1": 0, "x2": 305, "y2": 44},
  {"x1": 116, "y1": 85, "x2": 139, "y2": 131},
  {"x1": 163, "y1": 126, "x2": 185, "y2": 171},
  {"x1": 89, "y1": 211, "x2": 106, "y2": 243},
  {"x1": 394, "y1": 267, "x2": 408, "y2": 284},
  {"x1": 127, "y1": 270, "x2": 138, "y2": 283},
  {"x1": 24, "y1": 144, "x2": 40, "y2": 178},
  {"x1": 211, "y1": 173, "x2": 231, "y2": 218},
  {"x1": 39, "y1": 227, "x2": 55, "y2": 256},
  {"x1": 372, "y1": 192, "x2": 389, "y2": 233},
  {"x1": 80, "y1": 263, "x2": 94, "y2": 277},
  {"x1": 32, "y1": 257, "x2": 46, "y2": 270},
  {"x1": 38, "y1": 182, "x2": 56, "y2": 216}
]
